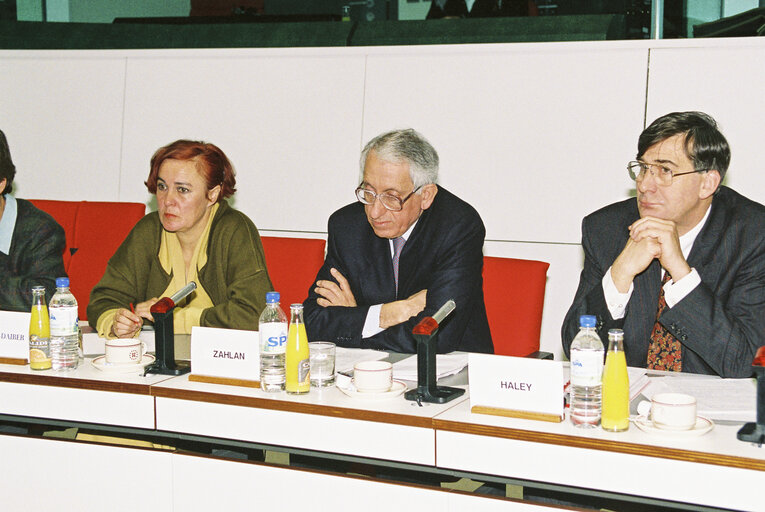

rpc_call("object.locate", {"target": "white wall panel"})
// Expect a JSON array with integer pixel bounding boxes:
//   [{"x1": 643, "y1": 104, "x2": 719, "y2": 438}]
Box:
[
  {"x1": 362, "y1": 46, "x2": 649, "y2": 244},
  {"x1": 646, "y1": 44, "x2": 765, "y2": 207},
  {"x1": 119, "y1": 53, "x2": 367, "y2": 232},
  {"x1": 0, "y1": 56, "x2": 126, "y2": 201}
]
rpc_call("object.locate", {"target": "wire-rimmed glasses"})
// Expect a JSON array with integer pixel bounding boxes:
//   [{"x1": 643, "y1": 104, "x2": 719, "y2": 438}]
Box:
[
  {"x1": 355, "y1": 185, "x2": 422, "y2": 211},
  {"x1": 627, "y1": 160, "x2": 708, "y2": 187}
]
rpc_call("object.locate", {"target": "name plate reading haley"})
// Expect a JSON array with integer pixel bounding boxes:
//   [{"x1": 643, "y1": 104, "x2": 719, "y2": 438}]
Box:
[
  {"x1": 469, "y1": 353, "x2": 564, "y2": 422},
  {"x1": 0, "y1": 311, "x2": 31, "y2": 363},
  {"x1": 190, "y1": 326, "x2": 260, "y2": 383}
]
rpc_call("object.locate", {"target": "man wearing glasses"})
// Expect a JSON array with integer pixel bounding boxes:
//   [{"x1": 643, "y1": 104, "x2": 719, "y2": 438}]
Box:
[
  {"x1": 562, "y1": 111, "x2": 765, "y2": 378},
  {"x1": 303, "y1": 128, "x2": 493, "y2": 354}
]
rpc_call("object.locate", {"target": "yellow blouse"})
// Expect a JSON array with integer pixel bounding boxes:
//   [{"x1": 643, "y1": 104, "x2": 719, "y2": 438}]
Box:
[{"x1": 97, "y1": 203, "x2": 219, "y2": 337}]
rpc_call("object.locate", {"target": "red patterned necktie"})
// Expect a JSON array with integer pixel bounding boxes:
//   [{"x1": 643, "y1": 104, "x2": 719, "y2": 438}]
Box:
[
  {"x1": 392, "y1": 237, "x2": 405, "y2": 295},
  {"x1": 646, "y1": 271, "x2": 682, "y2": 371}
]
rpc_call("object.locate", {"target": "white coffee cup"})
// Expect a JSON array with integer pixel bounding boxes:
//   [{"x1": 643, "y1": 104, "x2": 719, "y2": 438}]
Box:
[
  {"x1": 105, "y1": 338, "x2": 147, "y2": 365},
  {"x1": 638, "y1": 392, "x2": 697, "y2": 431},
  {"x1": 353, "y1": 360, "x2": 393, "y2": 393}
]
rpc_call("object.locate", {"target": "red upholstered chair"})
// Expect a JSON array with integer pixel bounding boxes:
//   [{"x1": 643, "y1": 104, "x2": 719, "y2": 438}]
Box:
[
  {"x1": 260, "y1": 236, "x2": 326, "y2": 310},
  {"x1": 67, "y1": 202, "x2": 146, "y2": 321},
  {"x1": 482, "y1": 256, "x2": 550, "y2": 357},
  {"x1": 29, "y1": 200, "x2": 146, "y2": 321},
  {"x1": 28, "y1": 199, "x2": 78, "y2": 270}
]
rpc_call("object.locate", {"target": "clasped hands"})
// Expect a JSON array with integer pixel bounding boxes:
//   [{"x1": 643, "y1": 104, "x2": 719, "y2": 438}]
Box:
[
  {"x1": 315, "y1": 267, "x2": 427, "y2": 329},
  {"x1": 110, "y1": 298, "x2": 159, "y2": 338},
  {"x1": 611, "y1": 216, "x2": 691, "y2": 293}
]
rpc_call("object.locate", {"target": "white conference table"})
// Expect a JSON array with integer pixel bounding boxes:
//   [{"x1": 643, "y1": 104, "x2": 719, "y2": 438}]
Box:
[{"x1": 0, "y1": 356, "x2": 763, "y2": 511}]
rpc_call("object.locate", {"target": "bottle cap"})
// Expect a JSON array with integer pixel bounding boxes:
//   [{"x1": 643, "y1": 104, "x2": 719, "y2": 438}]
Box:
[
  {"x1": 579, "y1": 315, "x2": 596, "y2": 328},
  {"x1": 266, "y1": 292, "x2": 280, "y2": 303},
  {"x1": 55, "y1": 277, "x2": 70, "y2": 288}
]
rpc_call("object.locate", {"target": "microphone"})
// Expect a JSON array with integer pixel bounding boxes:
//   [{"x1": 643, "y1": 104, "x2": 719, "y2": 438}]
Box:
[
  {"x1": 413, "y1": 299, "x2": 456, "y2": 336},
  {"x1": 150, "y1": 281, "x2": 197, "y2": 314}
]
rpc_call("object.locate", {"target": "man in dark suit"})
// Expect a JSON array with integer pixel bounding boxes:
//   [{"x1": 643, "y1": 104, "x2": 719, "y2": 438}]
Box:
[
  {"x1": 304, "y1": 129, "x2": 493, "y2": 354},
  {"x1": 0, "y1": 129, "x2": 66, "y2": 311},
  {"x1": 562, "y1": 112, "x2": 765, "y2": 378}
]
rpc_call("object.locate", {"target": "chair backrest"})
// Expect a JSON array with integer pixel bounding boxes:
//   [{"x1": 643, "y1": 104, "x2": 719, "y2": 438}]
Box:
[
  {"x1": 67, "y1": 202, "x2": 146, "y2": 321},
  {"x1": 260, "y1": 236, "x2": 326, "y2": 311},
  {"x1": 482, "y1": 256, "x2": 550, "y2": 357},
  {"x1": 28, "y1": 199, "x2": 78, "y2": 269},
  {"x1": 29, "y1": 200, "x2": 146, "y2": 321}
]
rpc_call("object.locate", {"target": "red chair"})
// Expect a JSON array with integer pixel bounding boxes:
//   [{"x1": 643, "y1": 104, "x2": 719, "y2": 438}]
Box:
[
  {"x1": 260, "y1": 236, "x2": 326, "y2": 310},
  {"x1": 28, "y1": 199, "x2": 78, "y2": 270},
  {"x1": 482, "y1": 256, "x2": 550, "y2": 357},
  {"x1": 67, "y1": 202, "x2": 146, "y2": 321},
  {"x1": 30, "y1": 200, "x2": 146, "y2": 321}
]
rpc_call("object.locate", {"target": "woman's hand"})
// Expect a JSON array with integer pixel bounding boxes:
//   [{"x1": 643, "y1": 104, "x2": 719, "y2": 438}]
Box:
[
  {"x1": 110, "y1": 308, "x2": 143, "y2": 338},
  {"x1": 109, "y1": 297, "x2": 159, "y2": 338}
]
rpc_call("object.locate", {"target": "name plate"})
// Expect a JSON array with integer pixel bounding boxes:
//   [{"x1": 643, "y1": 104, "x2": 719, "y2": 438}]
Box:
[
  {"x1": 469, "y1": 353, "x2": 564, "y2": 422},
  {"x1": 0, "y1": 311, "x2": 31, "y2": 363},
  {"x1": 190, "y1": 326, "x2": 260, "y2": 382}
]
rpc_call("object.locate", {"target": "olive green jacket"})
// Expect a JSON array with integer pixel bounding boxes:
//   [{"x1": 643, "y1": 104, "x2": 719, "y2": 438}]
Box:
[{"x1": 87, "y1": 201, "x2": 272, "y2": 330}]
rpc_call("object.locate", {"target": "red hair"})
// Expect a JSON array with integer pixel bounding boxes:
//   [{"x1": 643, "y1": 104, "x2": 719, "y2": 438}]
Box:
[{"x1": 145, "y1": 140, "x2": 236, "y2": 201}]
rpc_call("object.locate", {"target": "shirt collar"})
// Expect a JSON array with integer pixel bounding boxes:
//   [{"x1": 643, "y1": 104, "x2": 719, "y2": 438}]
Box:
[
  {"x1": 0, "y1": 195, "x2": 18, "y2": 255},
  {"x1": 679, "y1": 203, "x2": 712, "y2": 260},
  {"x1": 388, "y1": 219, "x2": 418, "y2": 256}
]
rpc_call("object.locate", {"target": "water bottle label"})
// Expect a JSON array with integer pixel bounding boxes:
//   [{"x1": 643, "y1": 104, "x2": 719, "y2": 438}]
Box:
[
  {"x1": 49, "y1": 306, "x2": 79, "y2": 336},
  {"x1": 259, "y1": 323, "x2": 287, "y2": 354},
  {"x1": 570, "y1": 351, "x2": 604, "y2": 386}
]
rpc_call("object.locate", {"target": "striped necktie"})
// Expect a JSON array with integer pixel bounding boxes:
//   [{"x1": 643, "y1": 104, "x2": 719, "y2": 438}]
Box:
[{"x1": 392, "y1": 236, "x2": 406, "y2": 295}]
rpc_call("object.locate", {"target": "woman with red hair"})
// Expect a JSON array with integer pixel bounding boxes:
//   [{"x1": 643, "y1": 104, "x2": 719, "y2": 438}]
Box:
[{"x1": 88, "y1": 140, "x2": 273, "y2": 338}]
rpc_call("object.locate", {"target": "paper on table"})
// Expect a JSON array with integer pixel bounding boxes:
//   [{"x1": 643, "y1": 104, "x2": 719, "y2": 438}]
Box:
[
  {"x1": 643, "y1": 376, "x2": 756, "y2": 422},
  {"x1": 393, "y1": 352, "x2": 468, "y2": 381},
  {"x1": 628, "y1": 368, "x2": 649, "y2": 400},
  {"x1": 335, "y1": 347, "x2": 388, "y2": 374}
]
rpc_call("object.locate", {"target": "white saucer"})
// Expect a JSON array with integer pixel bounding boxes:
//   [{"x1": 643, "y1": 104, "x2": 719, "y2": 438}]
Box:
[
  {"x1": 90, "y1": 354, "x2": 156, "y2": 374},
  {"x1": 634, "y1": 415, "x2": 714, "y2": 437},
  {"x1": 338, "y1": 380, "x2": 407, "y2": 400}
]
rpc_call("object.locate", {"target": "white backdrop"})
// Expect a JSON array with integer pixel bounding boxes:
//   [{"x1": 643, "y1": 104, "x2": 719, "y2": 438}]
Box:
[{"x1": 1, "y1": 38, "x2": 763, "y2": 358}]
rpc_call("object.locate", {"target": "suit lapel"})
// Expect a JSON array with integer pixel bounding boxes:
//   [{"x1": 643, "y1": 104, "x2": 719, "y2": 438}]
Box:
[
  {"x1": 362, "y1": 228, "x2": 396, "y2": 302},
  {"x1": 687, "y1": 195, "x2": 725, "y2": 270},
  {"x1": 626, "y1": 259, "x2": 662, "y2": 366}
]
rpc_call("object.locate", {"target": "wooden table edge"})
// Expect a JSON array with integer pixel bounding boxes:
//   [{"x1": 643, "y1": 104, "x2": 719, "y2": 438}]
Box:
[
  {"x1": 150, "y1": 386, "x2": 435, "y2": 428},
  {"x1": 0, "y1": 371, "x2": 153, "y2": 395},
  {"x1": 432, "y1": 418, "x2": 765, "y2": 472}
]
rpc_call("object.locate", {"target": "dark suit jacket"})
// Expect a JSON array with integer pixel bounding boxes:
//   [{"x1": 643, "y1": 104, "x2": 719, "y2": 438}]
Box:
[
  {"x1": 0, "y1": 197, "x2": 66, "y2": 311},
  {"x1": 561, "y1": 186, "x2": 765, "y2": 378},
  {"x1": 304, "y1": 187, "x2": 493, "y2": 354}
]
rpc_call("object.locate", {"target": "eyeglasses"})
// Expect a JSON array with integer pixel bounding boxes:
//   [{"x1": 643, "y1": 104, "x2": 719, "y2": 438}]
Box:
[
  {"x1": 355, "y1": 185, "x2": 422, "y2": 212},
  {"x1": 627, "y1": 160, "x2": 708, "y2": 187}
]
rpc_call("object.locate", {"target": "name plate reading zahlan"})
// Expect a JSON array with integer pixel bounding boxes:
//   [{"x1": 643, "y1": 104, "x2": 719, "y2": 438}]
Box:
[
  {"x1": 469, "y1": 353, "x2": 564, "y2": 422},
  {"x1": 191, "y1": 326, "x2": 260, "y2": 382},
  {"x1": 0, "y1": 311, "x2": 31, "y2": 363}
]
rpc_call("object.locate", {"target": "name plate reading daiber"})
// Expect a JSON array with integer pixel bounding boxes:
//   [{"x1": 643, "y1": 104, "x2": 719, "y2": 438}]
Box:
[
  {"x1": 469, "y1": 353, "x2": 564, "y2": 423},
  {"x1": 0, "y1": 311, "x2": 31, "y2": 364},
  {"x1": 190, "y1": 326, "x2": 260, "y2": 387}
]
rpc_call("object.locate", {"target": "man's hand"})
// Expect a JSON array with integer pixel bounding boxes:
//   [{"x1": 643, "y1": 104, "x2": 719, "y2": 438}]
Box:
[
  {"x1": 379, "y1": 289, "x2": 427, "y2": 329},
  {"x1": 611, "y1": 216, "x2": 691, "y2": 292},
  {"x1": 315, "y1": 268, "x2": 357, "y2": 307}
]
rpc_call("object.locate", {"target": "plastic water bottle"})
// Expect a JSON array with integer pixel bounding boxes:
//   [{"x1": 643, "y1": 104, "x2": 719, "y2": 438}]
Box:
[
  {"x1": 259, "y1": 292, "x2": 288, "y2": 392},
  {"x1": 49, "y1": 277, "x2": 79, "y2": 370},
  {"x1": 569, "y1": 314, "x2": 604, "y2": 428}
]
